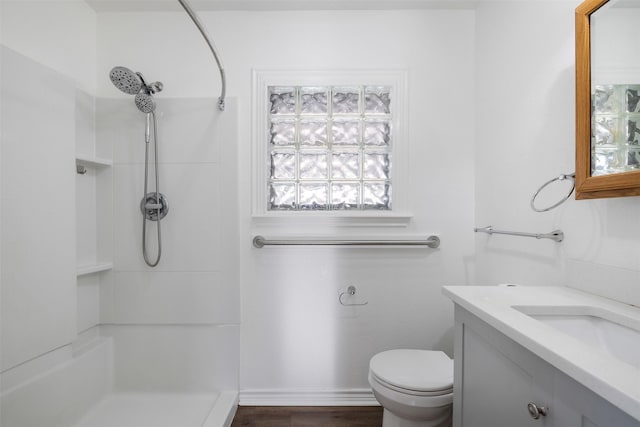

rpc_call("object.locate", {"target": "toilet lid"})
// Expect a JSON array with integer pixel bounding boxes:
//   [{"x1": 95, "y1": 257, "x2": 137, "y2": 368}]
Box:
[{"x1": 369, "y1": 349, "x2": 453, "y2": 393}]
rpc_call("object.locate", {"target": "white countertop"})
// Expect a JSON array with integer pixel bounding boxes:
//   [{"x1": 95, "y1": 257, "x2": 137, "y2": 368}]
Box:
[{"x1": 443, "y1": 285, "x2": 640, "y2": 422}]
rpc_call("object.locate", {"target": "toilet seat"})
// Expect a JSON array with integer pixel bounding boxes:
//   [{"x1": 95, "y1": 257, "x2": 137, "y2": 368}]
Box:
[
  {"x1": 369, "y1": 372, "x2": 452, "y2": 397},
  {"x1": 369, "y1": 349, "x2": 453, "y2": 395}
]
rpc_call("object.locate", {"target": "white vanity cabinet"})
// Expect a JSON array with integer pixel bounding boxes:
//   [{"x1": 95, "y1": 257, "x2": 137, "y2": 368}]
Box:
[{"x1": 453, "y1": 306, "x2": 639, "y2": 427}]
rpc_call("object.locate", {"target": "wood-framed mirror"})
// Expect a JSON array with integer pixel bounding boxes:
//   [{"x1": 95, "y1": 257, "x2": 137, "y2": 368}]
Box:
[{"x1": 576, "y1": 0, "x2": 640, "y2": 199}]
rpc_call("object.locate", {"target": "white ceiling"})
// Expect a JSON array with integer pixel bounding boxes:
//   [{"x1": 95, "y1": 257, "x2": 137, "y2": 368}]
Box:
[{"x1": 85, "y1": 0, "x2": 481, "y2": 13}]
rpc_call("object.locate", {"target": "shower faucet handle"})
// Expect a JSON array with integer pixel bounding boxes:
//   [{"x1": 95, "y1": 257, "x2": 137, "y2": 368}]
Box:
[{"x1": 140, "y1": 193, "x2": 169, "y2": 222}]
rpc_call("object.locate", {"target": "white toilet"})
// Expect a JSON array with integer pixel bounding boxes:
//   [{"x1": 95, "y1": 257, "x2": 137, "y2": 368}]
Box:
[{"x1": 368, "y1": 349, "x2": 453, "y2": 427}]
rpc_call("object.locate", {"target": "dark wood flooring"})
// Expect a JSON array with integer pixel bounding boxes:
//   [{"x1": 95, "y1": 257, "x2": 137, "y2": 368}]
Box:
[{"x1": 231, "y1": 406, "x2": 383, "y2": 427}]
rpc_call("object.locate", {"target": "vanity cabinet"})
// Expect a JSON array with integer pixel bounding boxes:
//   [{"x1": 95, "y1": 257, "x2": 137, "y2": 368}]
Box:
[{"x1": 453, "y1": 306, "x2": 639, "y2": 427}]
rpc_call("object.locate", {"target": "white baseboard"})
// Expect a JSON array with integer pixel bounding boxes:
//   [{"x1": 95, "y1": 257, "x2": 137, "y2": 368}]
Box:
[{"x1": 239, "y1": 389, "x2": 379, "y2": 406}]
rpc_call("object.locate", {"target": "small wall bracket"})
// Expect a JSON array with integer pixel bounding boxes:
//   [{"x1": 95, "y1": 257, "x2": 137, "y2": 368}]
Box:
[{"x1": 339, "y1": 285, "x2": 368, "y2": 306}]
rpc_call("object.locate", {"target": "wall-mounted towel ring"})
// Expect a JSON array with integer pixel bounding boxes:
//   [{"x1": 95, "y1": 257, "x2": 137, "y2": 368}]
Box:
[
  {"x1": 530, "y1": 173, "x2": 575, "y2": 212},
  {"x1": 339, "y1": 285, "x2": 368, "y2": 306}
]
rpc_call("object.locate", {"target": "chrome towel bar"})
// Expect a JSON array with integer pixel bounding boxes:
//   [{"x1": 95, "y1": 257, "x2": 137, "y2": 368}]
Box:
[
  {"x1": 474, "y1": 226, "x2": 564, "y2": 242},
  {"x1": 252, "y1": 235, "x2": 440, "y2": 249}
]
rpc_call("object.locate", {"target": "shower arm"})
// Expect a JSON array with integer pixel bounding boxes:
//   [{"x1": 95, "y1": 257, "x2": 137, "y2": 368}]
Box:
[{"x1": 177, "y1": 0, "x2": 226, "y2": 111}]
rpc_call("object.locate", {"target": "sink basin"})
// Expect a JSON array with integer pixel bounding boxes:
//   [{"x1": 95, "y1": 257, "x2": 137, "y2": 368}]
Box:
[{"x1": 513, "y1": 306, "x2": 640, "y2": 369}]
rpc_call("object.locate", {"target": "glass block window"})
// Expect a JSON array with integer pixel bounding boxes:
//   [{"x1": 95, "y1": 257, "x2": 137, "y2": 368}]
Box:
[
  {"x1": 268, "y1": 85, "x2": 392, "y2": 211},
  {"x1": 592, "y1": 84, "x2": 640, "y2": 175}
]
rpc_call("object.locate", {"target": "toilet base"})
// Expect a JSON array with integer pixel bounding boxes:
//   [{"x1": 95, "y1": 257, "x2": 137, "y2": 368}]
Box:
[{"x1": 382, "y1": 408, "x2": 452, "y2": 427}]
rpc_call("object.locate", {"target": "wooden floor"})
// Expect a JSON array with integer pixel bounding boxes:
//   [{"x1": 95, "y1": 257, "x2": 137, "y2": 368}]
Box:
[{"x1": 230, "y1": 406, "x2": 383, "y2": 427}]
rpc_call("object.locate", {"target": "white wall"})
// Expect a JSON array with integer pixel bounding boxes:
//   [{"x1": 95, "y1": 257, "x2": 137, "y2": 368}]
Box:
[
  {"x1": 236, "y1": 10, "x2": 477, "y2": 398},
  {"x1": 474, "y1": 1, "x2": 640, "y2": 307},
  {"x1": 0, "y1": 0, "x2": 97, "y2": 372},
  {"x1": 1, "y1": 45, "x2": 77, "y2": 372},
  {"x1": 0, "y1": 0, "x2": 97, "y2": 93},
  {"x1": 474, "y1": 1, "x2": 577, "y2": 286},
  {"x1": 97, "y1": 8, "x2": 476, "y2": 399},
  {"x1": 1, "y1": 3, "x2": 105, "y2": 424}
]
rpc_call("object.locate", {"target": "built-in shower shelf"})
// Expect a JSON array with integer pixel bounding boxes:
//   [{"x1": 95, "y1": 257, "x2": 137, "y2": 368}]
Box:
[
  {"x1": 75, "y1": 155, "x2": 112, "y2": 168},
  {"x1": 77, "y1": 262, "x2": 113, "y2": 276}
]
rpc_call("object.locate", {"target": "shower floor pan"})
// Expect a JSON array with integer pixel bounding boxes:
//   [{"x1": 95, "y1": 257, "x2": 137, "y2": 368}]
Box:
[
  {"x1": 68, "y1": 334, "x2": 238, "y2": 427},
  {"x1": 74, "y1": 391, "x2": 237, "y2": 427},
  {"x1": 1, "y1": 333, "x2": 237, "y2": 427}
]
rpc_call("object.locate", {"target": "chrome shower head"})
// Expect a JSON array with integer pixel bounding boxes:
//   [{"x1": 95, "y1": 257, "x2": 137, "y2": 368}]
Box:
[
  {"x1": 109, "y1": 66, "x2": 142, "y2": 95},
  {"x1": 110, "y1": 66, "x2": 162, "y2": 113},
  {"x1": 135, "y1": 92, "x2": 156, "y2": 113}
]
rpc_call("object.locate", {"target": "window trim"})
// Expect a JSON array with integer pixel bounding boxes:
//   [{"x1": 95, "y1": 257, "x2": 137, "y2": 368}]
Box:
[{"x1": 252, "y1": 69, "x2": 410, "y2": 224}]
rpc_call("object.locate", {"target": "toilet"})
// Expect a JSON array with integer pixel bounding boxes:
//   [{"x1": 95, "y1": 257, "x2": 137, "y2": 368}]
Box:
[{"x1": 368, "y1": 349, "x2": 453, "y2": 427}]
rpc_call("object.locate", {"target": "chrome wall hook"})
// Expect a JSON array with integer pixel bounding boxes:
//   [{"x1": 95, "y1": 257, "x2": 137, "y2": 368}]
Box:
[{"x1": 339, "y1": 285, "x2": 368, "y2": 306}]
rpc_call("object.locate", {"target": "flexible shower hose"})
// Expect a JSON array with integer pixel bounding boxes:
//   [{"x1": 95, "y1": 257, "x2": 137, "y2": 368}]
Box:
[{"x1": 142, "y1": 111, "x2": 162, "y2": 267}]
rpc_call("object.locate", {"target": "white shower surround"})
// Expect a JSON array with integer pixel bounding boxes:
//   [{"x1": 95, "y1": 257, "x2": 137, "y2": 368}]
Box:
[
  {"x1": 1, "y1": 1, "x2": 240, "y2": 419},
  {"x1": 1, "y1": 85, "x2": 239, "y2": 425}
]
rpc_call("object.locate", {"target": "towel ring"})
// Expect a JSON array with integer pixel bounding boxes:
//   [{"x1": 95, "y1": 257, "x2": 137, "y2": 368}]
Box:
[{"x1": 530, "y1": 173, "x2": 575, "y2": 212}]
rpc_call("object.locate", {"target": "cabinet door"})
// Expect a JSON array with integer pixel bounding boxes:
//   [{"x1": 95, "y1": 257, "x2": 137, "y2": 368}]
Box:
[
  {"x1": 455, "y1": 308, "x2": 552, "y2": 427},
  {"x1": 552, "y1": 369, "x2": 640, "y2": 427}
]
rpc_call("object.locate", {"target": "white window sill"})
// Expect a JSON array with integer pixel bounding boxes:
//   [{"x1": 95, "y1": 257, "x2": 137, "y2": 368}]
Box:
[{"x1": 252, "y1": 212, "x2": 412, "y2": 228}]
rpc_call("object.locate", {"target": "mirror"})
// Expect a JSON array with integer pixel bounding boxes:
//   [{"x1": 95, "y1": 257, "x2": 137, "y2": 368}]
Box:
[{"x1": 576, "y1": 0, "x2": 640, "y2": 199}]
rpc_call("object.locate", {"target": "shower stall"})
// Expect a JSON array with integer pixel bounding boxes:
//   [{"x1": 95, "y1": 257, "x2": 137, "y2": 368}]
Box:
[{"x1": 0, "y1": 1, "x2": 239, "y2": 426}]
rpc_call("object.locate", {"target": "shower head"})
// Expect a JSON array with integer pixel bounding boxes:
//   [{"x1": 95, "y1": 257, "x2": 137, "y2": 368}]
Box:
[
  {"x1": 109, "y1": 66, "x2": 143, "y2": 95},
  {"x1": 110, "y1": 66, "x2": 162, "y2": 114},
  {"x1": 135, "y1": 92, "x2": 156, "y2": 113}
]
